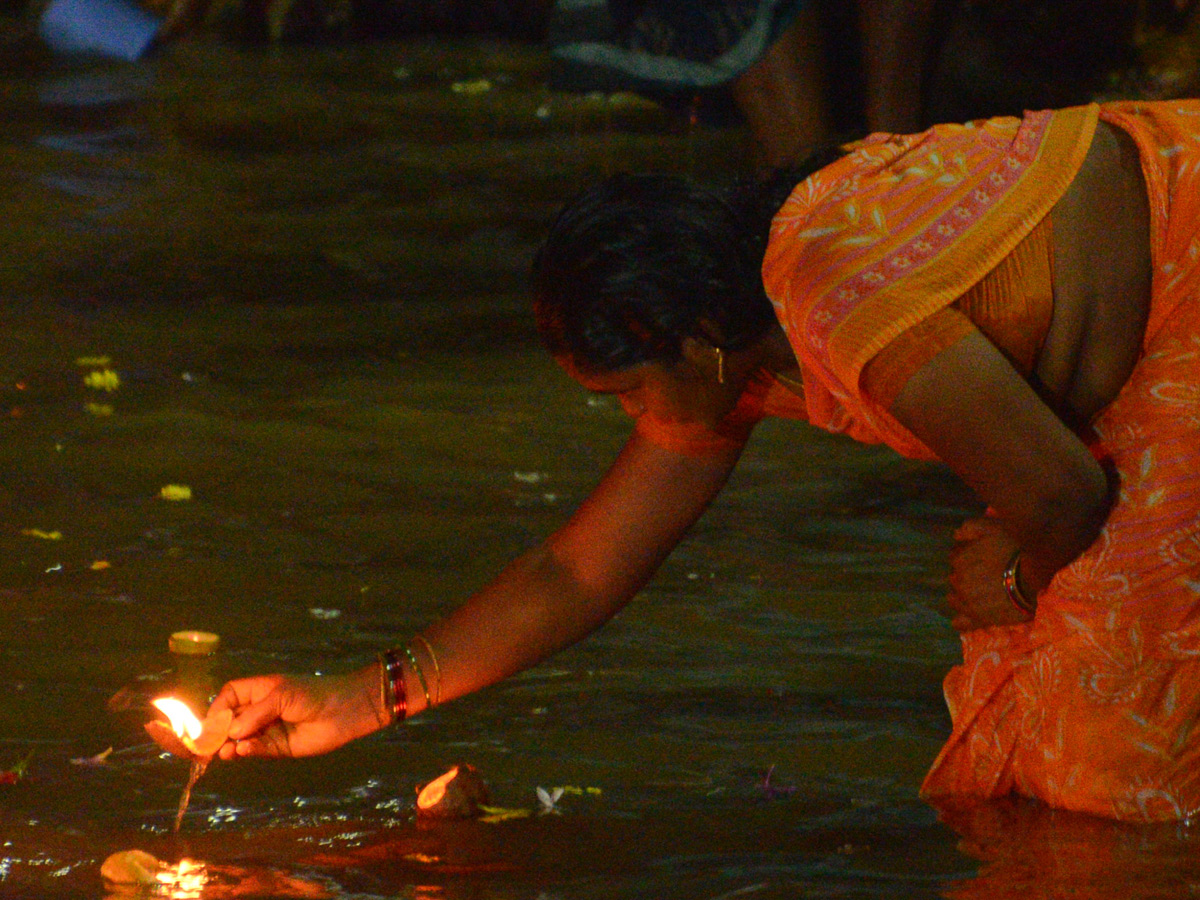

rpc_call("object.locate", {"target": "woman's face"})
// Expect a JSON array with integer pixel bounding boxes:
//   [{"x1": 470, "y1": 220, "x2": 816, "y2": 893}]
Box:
[{"x1": 558, "y1": 346, "x2": 742, "y2": 431}]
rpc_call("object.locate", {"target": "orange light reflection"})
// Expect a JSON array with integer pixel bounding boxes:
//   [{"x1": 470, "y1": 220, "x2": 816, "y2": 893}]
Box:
[{"x1": 154, "y1": 858, "x2": 208, "y2": 899}]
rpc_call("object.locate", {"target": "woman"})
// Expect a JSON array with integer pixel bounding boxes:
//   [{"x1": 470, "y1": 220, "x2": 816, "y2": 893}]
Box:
[
  {"x1": 547, "y1": 0, "x2": 937, "y2": 169},
  {"x1": 211, "y1": 98, "x2": 1200, "y2": 822}
]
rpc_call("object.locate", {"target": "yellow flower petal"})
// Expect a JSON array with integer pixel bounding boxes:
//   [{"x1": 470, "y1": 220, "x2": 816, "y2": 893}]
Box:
[
  {"x1": 159, "y1": 485, "x2": 193, "y2": 501},
  {"x1": 451, "y1": 78, "x2": 492, "y2": 95},
  {"x1": 83, "y1": 369, "x2": 121, "y2": 392},
  {"x1": 477, "y1": 805, "x2": 532, "y2": 823},
  {"x1": 20, "y1": 528, "x2": 62, "y2": 540}
]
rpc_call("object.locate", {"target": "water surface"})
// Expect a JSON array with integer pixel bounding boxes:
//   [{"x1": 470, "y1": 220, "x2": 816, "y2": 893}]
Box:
[{"x1": 3, "y1": 24, "x2": 1196, "y2": 900}]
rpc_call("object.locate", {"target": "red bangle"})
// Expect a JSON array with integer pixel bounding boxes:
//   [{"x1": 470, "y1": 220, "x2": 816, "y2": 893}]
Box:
[{"x1": 379, "y1": 649, "x2": 407, "y2": 723}]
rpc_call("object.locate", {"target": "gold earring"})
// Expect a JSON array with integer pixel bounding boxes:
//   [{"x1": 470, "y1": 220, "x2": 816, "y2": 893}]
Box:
[{"x1": 714, "y1": 346, "x2": 725, "y2": 385}]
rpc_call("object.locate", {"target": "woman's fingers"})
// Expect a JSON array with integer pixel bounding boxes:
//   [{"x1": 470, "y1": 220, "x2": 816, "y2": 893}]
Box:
[
  {"x1": 227, "y1": 690, "x2": 288, "y2": 742},
  {"x1": 209, "y1": 675, "x2": 283, "y2": 716},
  {"x1": 230, "y1": 726, "x2": 292, "y2": 759}
]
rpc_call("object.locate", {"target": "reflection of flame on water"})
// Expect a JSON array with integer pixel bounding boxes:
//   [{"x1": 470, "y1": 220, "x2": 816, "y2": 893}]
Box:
[
  {"x1": 154, "y1": 858, "x2": 208, "y2": 899},
  {"x1": 152, "y1": 698, "x2": 203, "y2": 742}
]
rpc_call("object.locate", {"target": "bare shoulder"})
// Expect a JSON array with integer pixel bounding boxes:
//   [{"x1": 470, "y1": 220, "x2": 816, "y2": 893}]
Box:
[{"x1": 1039, "y1": 120, "x2": 1152, "y2": 424}]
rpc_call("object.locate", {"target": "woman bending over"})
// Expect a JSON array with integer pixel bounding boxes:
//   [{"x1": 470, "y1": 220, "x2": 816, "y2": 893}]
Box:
[{"x1": 212, "y1": 99, "x2": 1200, "y2": 822}]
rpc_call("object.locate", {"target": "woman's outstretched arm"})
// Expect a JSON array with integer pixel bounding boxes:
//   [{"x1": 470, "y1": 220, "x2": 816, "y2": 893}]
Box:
[
  {"x1": 423, "y1": 429, "x2": 745, "y2": 702},
  {"x1": 210, "y1": 429, "x2": 745, "y2": 758}
]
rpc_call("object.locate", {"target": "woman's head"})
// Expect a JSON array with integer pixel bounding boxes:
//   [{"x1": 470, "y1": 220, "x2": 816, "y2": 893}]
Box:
[{"x1": 531, "y1": 173, "x2": 777, "y2": 376}]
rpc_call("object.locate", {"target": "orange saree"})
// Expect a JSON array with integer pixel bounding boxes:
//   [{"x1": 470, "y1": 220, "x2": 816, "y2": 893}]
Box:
[{"x1": 765, "y1": 99, "x2": 1200, "y2": 821}]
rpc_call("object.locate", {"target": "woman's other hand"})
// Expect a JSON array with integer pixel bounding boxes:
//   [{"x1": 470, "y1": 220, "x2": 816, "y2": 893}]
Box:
[
  {"x1": 888, "y1": 330, "x2": 1110, "y2": 633},
  {"x1": 209, "y1": 664, "x2": 387, "y2": 760},
  {"x1": 946, "y1": 516, "x2": 1031, "y2": 632}
]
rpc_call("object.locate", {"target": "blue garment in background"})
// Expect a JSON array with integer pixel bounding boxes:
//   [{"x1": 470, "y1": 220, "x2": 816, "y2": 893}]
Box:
[{"x1": 548, "y1": 0, "x2": 809, "y2": 94}]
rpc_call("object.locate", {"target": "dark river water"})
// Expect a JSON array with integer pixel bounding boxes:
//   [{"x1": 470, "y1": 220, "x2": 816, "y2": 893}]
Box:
[{"x1": 5, "y1": 19, "x2": 1200, "y2": 900}]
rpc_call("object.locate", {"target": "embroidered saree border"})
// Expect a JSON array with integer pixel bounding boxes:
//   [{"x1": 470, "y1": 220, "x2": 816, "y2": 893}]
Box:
[{"x1": 763, "y1": 104, "x2": 1099, "y2": 436}]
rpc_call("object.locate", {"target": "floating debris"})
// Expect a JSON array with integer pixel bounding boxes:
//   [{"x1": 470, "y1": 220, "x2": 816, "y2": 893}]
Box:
[
  {"x1": 415, "y1": 764, "x2": 489, "y2": 820},
  {"x1": 451, "y1": 78, "x2": 492, "y2": 95},
  {"x1": 70, "y1": 747, "x2": 113, "y2": 767},
  {"x1": 759, "y1": 765, "x2": 798, "y2": 800},
  {"x1": 478, "y1": 804, "x2": 530, "y2": 824},
  {"x1": 0, "y1": 752, "x2": 32, "y2": 784},
  {"x1": 536, "y1": 786, "x2": 563, "y2": 814},
  {"x1": 20, "y1": 528, "x2": 62, "y2": 540},
  {"x1": 159, "y1": 484, "x2": 193, "y2": 501},
  {"x1": 83, "y1": 369, "x2": 121, "y2": 392}
]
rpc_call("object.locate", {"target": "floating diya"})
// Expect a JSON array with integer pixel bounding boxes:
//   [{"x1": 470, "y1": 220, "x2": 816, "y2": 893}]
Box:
[
  {"x1": 100, "y1": 848, "x2": 163, "y2": 886},
  {"x1": 415, "y1": 764, "x2": 490, "y2": 820},
  {"x1": 145, "y1": 697, "x2": 231, "y2": 760},
  {"x1": 101, "y1": 849, "x2": 209, "y2": 895},
  {"x1": 145, "y1": 697, "x2": 232, "y2": 832}
]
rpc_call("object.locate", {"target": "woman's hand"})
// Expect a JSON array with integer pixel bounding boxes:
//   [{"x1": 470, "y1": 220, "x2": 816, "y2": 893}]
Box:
[
  {"x1": 208, "y1": 664, "x2": 386, "y2": 760},
  {"x1": 946, "y1": 516, "x2": 1032, "y2": 632}
]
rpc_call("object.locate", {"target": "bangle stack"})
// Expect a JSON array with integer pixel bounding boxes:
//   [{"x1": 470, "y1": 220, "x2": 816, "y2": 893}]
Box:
[
  {"x1": 1003, "y1": 549, "x2": 1037, "y2": 616},
  {"x1": 378, "y1": 637, "x2": 443, "y2": 724}
]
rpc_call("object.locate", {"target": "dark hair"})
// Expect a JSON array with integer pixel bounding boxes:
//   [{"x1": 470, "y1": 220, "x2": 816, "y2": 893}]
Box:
[{"x1": 531, "y1": 145, "x2": 846, "y2": 374}]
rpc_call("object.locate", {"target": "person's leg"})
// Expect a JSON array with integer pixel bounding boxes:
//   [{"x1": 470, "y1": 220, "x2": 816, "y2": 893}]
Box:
[
  {"x1": 729, "y1": 3, "x2": 833, "y2": 172},
  {"x1": 856, "y1": 0, "x2": 936, "y2": 133}
]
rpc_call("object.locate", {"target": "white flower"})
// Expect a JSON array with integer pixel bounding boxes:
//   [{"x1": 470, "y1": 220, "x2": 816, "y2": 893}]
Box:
[{"x1": 537, "y1": 786, "x2": 564, "y2": 813}]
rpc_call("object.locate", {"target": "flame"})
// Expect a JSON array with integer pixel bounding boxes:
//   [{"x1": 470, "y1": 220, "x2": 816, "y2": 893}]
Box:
[
  {"x1": 155, "y1": 858, "x2": 208, "y2": 899},
  {"x1": 152, "y1": 698, "x2": 203, "y2": 742}
]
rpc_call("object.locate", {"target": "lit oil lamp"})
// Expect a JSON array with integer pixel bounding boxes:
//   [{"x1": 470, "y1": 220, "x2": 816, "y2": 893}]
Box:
[
  {"x1": 145, "y1": 697, "x2": 232, "y2": 832},
  {"x1": 146, "y1": 697, "x2": 231, "y2": 760},
  {"x1": 415, "y1": 764, "x2": 490, "y2": 820},
  {"x1": 101, "y1": 850, "x2": 209, "y2": 899}
]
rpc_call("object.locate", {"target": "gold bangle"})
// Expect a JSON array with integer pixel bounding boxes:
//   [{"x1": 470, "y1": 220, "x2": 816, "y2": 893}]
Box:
[
  {"x1": 404, "y1": 645, "x2": 432, "y2": 710},
  {"x1": 412, "y1": 635, "x2": 441, "y2": 707},
  {"x1": 1003, "y1": 549, "x2": 1037, "y2": 615}
]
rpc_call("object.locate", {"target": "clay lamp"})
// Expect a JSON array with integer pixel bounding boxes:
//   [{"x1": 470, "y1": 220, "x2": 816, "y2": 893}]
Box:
[
  {"x1": 415, "y1": 764, "x2": 490, "y2": 820},
  {"x1": 145, "y1": 697, "x2": 232, "y2": 760},
  {"x1": 101, "y1": 850, "x2": 208, "y2": 893}
]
